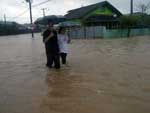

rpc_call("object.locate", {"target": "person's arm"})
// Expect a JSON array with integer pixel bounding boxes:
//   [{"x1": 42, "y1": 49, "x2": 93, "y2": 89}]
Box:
[
  {"x1": 66, "y1": 30, "x2": 71, "y2": 44},
  {"x1": 66, "y1": 35, "x2": 71, "y2": 44},
  {"x1": 43, "y1": 32, "x2": 54, "y2": 43},
  {"x1": 43, "y1": 30, "x2": 47, "y2": 43}
]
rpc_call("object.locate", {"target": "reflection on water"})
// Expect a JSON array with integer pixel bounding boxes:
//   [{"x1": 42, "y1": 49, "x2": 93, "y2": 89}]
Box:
[
  {"x1": 0, "y1": 34, "x2": 150, "y2": 113},
  {"x1": 46, "y1": 69, "x2": 72, "y2": 98}
]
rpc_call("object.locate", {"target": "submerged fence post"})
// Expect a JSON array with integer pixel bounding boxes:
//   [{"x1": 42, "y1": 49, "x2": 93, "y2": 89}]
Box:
[
  {"x1": 127, "y1": 28, "x2": 131, "y2": 37},
  {"x1": 83, "y1": 26, "x2": 86, "y2": 39}
]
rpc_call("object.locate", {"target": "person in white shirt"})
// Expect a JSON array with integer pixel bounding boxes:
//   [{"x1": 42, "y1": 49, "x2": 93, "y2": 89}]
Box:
[{"x1": 58, "y1": 27, "x2": 70, "y2": 64}]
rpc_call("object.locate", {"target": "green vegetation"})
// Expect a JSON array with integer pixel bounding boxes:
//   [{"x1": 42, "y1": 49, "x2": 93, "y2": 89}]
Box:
[
  {"x1": 120, "y1": 14, "x2": 150, "y2": 37},
  {"x1": 120, "y1": 15, "x2": 139, "y2": 28},
  {"x1": 0, "y1": 22, "x2": 30, "y2": 36},
  {"x1": 120, "y1": 14, "x2": 150, "y2": 28}
]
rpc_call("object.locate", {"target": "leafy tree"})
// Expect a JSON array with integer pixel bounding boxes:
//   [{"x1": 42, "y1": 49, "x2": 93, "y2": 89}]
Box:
[
  {"x1": 120, "y1": 15, "x2": 139, "y2": 37},
  {"x1": 120, "y1": 15, "x2": 139, "y2": 28}
]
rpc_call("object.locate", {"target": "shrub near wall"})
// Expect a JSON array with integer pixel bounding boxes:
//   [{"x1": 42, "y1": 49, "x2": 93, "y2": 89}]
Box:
[
  {"x1": 0, "y1": 24, "x2": 19, "y2": 35},
  {"x1": 0, "y1": 25, "x2": 31, "y2": 36}
]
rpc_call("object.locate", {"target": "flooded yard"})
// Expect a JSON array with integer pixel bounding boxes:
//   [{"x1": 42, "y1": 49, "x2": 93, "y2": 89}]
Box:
[{"x1": 0, "y1": 33, "x2": 150, "y2": 113}]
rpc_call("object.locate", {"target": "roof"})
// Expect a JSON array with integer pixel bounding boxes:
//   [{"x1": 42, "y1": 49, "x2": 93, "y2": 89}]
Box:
[{"x1": 65, "y1": 1, "x2": 122, "y2": 19}]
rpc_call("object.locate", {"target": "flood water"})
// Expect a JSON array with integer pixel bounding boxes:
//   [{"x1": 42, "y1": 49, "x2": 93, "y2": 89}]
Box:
[{"x1": 0, "y1": 33, "x2": 150, "y2": 113}]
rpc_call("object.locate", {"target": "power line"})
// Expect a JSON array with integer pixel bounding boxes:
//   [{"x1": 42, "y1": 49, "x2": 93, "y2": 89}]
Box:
[
  {"x1": 10, "y1": 8, "x2": 29, "y2": 20},
  {"x1": 7, "y1": 0, "x2": 51, "y2": 21},
  {"x1": 32, "y1": 0, "x2": 51, "y2": 8}
]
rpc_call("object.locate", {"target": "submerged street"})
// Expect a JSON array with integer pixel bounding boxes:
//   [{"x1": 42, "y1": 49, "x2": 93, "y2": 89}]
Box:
[{"x1": 0, "y1": 34, "x2": 150, "y2": 113}]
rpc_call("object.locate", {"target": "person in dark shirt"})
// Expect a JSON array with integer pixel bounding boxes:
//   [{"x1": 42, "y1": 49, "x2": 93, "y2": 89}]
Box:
[{"x1": 43, "y1": 21, "x2": 60, "y2": 69}]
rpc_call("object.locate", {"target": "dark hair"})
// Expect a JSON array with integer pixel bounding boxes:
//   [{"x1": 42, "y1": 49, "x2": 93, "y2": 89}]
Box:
[{"x1": 58, "y1": 27, "x2": 66, "y2": 34}]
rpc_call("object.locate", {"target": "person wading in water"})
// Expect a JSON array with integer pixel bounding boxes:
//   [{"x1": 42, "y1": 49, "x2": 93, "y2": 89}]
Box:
[
  {"x1": 58, "y1": 27, "x2": 70, "y2": 65},
  {"x1": 43, "y1": 20, "x2": 60, "y2": 69}
]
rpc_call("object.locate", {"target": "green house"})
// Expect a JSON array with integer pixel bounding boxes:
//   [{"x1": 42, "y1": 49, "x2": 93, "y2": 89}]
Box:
[{"x1": 65, "y1": 1, "x2": 122, "y2": 28}]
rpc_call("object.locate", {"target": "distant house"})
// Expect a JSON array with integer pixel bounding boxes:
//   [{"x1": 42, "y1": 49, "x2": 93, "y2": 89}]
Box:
[{"x1": 65, "y1": 1, "x2": 122, "y2": 28}]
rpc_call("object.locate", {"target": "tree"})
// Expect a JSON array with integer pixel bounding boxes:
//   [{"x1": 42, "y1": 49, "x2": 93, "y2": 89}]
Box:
[
  {"x1": 120, "y1": 15, "x2": 139, "y2": 27},
  {"x1": 120, "y1": 15, "x2": 139, "y2": 37},
  {"x1": 136, "y1": 2, "x2": 150, "y2": 14}
]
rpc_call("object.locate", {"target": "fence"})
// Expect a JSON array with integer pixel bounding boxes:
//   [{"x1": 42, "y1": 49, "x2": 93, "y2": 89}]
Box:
[
  {"x1": 68, "y1": 26, "x2": 150, "y2": 39},
  {"x1": 68, "y1": 26, "x2": 105, "y2": 39},
  {"x1": 104, "y1": 28, "x2": 150, "y2": 38}
]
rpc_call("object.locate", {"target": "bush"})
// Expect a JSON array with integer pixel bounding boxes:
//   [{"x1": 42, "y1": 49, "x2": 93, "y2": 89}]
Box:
[{"x1": 120, "y1": 15, "x2": 140, "y2": 28}]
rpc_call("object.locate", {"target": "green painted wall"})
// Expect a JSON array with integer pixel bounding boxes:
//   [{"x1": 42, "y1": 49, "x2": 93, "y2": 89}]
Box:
[
  {"x1": 83, "y1": 7, "x2": 114, "y2": 19},
  {"x1": 68, "y1": 6, "x2": 115, "y2": 24},
  {"x1": 92, "y1": 7, "x2": 113, "y2": 15}
]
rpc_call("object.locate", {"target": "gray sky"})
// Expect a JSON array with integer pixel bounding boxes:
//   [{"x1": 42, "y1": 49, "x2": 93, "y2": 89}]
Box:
[{"x1": 0, "y1": 0, "x2": 149, "y2": 24}]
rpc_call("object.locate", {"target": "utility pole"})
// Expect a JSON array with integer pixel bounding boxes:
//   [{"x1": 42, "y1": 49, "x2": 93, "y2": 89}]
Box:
[
  {"x1": 4, "y1": 14, "x2": 6, "y2": 25},
  {"x1": 4, "y1": 14, "x2": 6, "y2": 34},
  {"x1": 29, "y1": 0, "x2": 34, "y2": 37},
  {"x1": 25, "y1": 0, "x2": 34, "y2": 37},
  {"x1": 42, "y1": 8, "x2": 47, "y2": 17},
  {"x1": 131, "y1": 0, "x2": 133, "y2": 14},
  {"x1": 42, "y1": 8, "x2": 48, "y2": 26}
]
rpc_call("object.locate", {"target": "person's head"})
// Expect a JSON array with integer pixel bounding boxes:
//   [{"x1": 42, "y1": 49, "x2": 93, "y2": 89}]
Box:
[
  {"x1": 47, "y1": 19, "x2": 54, "y2": 30},
  {"x1": 58, "y1": 27, "x2": 66, "y2": 34}
]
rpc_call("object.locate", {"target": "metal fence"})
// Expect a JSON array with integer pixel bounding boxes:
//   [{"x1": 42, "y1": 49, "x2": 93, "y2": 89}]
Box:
[
  {"x1": 68, "y1": 26, "x2": 150, "y2": 39},
  {"x1": 68, "y1": 26, "x2": 105, "y2": 39}
]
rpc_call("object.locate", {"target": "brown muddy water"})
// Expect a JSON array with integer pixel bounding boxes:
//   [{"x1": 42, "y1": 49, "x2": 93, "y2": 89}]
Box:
[{"x1": 0, "y1": 33, "x2": 150, "y2": 113}]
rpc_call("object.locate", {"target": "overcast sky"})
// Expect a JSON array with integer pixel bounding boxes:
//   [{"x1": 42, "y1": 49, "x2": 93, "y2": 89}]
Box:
[{"x1": 0, "y1": 0, "x2": 149, "y2": 24}]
